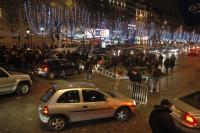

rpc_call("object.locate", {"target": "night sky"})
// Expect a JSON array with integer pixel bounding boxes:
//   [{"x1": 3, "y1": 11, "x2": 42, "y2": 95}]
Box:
[
  {"x1": 144, "y1": 0, "x2": 178, "y2": 11},
  {"x1": 144, "y1": 0, "x2": 183, "y2": 22}
]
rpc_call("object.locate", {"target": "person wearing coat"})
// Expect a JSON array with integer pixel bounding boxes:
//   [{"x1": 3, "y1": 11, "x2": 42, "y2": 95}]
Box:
[
  {"x1": 149, "y1": 99, "x2": 180, "y2": 133},
  {"x1": 84, "y1": 60, "x2": 93, "y2": 81},
  {"x1": 170, "y1": 54, "x2": 176, "y2": 71},
  {"x1": 150, "y1": 65, "x2": 164, "y2": 93},
  {"x1": 127, "y1": 68, "x2": 142, "y2": 84},
  {"x1": 164, "y1": 57, "x2": 171, "y2": 74}
]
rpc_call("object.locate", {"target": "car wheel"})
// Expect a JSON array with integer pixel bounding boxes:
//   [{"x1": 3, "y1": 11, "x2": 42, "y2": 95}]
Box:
[
  {"x1": 49, "y1": 72, "x2": 55, "y2": 80},
  {"x1": 48, "y1": 116, "x2": 67, "y2": 131},
  {"x1": 16, "y1": 82, "x2": 31, "y2": 95},
  {"x1": 114, "y1": 108, "x2": 130, "y2": 122}
]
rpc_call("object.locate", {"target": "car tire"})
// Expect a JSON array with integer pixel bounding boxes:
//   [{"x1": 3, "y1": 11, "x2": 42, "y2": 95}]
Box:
[
  {"x1": 16, "y1": 82, "x2": 31, "y2": 95},
  {"x1": 48, "y1": 116, "x2": 67, "y2": 131},
  {"x1": 114, "y1": 108, "x2": 130, "y2": 122},
  {"x1": 49, "y1": 72, "x2": 55, "y2": 80}
]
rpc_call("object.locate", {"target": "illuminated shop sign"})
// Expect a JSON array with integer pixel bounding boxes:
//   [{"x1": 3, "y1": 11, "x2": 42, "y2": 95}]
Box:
[{"x1": 85, "y1": 29, "x2": 109, "y2": 38}]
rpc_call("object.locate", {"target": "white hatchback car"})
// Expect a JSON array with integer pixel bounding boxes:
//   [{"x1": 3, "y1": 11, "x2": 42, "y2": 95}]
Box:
[{"x1": 39, "y1": 82, "x2": 136, "y2": 131}]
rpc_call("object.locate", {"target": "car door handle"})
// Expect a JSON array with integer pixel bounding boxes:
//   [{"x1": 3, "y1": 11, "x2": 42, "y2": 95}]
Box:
[{"x1": 83, "y1": 105, "x2": 88, "y2": 108}]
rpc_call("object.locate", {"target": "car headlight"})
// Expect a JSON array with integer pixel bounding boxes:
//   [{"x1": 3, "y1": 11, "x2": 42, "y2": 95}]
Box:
[
  {"x1": 132, "y1": 100, "x2": 136, "y2": 106},
  {"x1": 79, "y1": 64, "x2": 84, "y2": 69}
]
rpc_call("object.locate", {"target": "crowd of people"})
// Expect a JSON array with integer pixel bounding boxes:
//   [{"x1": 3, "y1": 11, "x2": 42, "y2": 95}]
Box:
[
  {"x1": 112, "y1": 52, "x2": 176, "y2": 88},
  {"x1": 0, "y1": 44, "x2": 89, "y2": 71},
  {"x1": 0, "y1": 44, "x2": 177, "y2": 88}
]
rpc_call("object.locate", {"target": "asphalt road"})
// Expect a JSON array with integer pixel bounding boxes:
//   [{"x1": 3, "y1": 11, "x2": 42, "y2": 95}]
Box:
[{"x1": 0, "y1": 53, "x2": 199, "y2": 133}]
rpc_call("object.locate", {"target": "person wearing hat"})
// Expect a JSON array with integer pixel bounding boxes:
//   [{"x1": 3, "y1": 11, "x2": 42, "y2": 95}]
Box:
[{"x1": 149, "y1": 99, "x2": 180, "y2": 133}]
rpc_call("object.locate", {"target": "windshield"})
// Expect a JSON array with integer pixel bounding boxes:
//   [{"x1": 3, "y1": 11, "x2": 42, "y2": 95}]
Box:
[
  {"x1": 41, "y1": 87, "x2": 56, "y2": 103},
  {"x1": 179, "y1": 91, "x2": 200, "y2": 110},
  {"x1": 99, "y1": 89, "x2": 116, "y2": 98}
]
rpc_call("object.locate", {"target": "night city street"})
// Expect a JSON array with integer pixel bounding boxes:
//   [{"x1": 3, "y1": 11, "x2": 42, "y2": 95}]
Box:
[
  {"x1": 1, "y1": 0, "x2": 200, "y2": 133},
  {"x1": 0, "y1": 53, "x2": 200, "y2": 133}
]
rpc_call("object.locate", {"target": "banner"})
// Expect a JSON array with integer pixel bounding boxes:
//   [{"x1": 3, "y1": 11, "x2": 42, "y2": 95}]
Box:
[{"x1": 178, "y1": 0, "x2": 200, "y2": 26}]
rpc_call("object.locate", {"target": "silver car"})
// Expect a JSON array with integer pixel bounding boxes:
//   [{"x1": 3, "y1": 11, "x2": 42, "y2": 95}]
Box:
[
  {"x1": 39, "y1": 82, "x2": 136, "y2": 131},
  {"x1": 171, "y1": 91, "x2": 200, "y2": 133},
  {"x1": 0, "y1": 67, "x2": 32, "y2": 95}
]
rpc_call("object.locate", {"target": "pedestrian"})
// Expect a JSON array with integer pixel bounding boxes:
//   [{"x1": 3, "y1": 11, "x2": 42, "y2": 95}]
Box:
[
  {"x1": 158, "y1": 54, "x2": 163, "y2": 68},
  {"x1": 170, "y1": 54, "x2": 176, "y2": 71},
  {"x1": 150, "y1": 65, "x2": 163, "y2": 93},
  {"x1": 127, "y1": 68, "x2": 142, "y2": 84},
  {"x1": 149, "y1": 99, "x2": 179, "y2": 133},
  {"x1": 114, "y1": 64, "x2": 126, "y2": 91},
  {"x1": 84, "y1": 59, "x2": 93, "y2": 81},
  {"x1": 164, "y1": 57, "x2": 170, "y2": 74}
]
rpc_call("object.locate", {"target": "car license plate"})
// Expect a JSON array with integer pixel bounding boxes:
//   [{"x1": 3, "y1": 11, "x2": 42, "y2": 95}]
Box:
[{"x1": 173, "y1": 106, "x2": 182, "y2": 118}]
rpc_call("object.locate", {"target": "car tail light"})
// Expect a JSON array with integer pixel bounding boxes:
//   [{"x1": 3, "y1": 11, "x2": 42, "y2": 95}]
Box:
[
  {"x1": 42, "y1": 106, "x2": 49, "y2": 115},
  {"x1": 42, "y1": 67, "x2": 48, "y2": 72},
  {"x1": 183, "y1": 112, "x2": 198, "y2": 126}
]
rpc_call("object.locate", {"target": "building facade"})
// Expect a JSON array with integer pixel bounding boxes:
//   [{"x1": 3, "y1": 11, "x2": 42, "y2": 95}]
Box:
[{"x1": 0, "y1": 0, "x2": 196, "y2": 48}]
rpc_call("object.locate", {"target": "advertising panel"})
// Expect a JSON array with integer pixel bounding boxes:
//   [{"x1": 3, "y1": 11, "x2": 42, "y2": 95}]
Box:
[
  {"x1": 100, "y1": 29, "x2": 109, "y2": 38},
  {"x1": 85, "y1": 28, "x2": 109, "y2": 38}
]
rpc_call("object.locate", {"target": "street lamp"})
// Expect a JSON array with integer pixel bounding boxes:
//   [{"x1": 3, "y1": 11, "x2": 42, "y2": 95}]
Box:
[{"x1": 26, "y1": 28, "x2": 30, "y2": 48}]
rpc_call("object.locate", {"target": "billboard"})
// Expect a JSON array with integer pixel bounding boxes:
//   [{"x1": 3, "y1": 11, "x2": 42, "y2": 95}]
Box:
[
  {"x1": 85, "y1": 29, "x2": 109, "y2": 38},
  {"x1": 178, "y1": 0, "x2": 200, "y2": 26}
]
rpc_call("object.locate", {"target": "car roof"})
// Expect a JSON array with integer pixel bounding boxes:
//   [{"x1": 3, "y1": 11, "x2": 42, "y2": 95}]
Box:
[
  {"x1": 53, "y1": 48, "x2": 77, "y2": 53},
  {"x1": 52, "y1": 82, "x2": 96, "y2": 90},
  {"x1": 43, "y1": 59, "x2": 66, "y2": 62}
]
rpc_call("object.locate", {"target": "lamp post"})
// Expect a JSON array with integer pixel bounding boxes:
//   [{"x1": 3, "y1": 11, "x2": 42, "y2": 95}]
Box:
[
  {"x1": 30, "y1": 34, "x2": 33, "y2": 48},
  {"x1": 82, "y1": 33, "x2": 85, "y2": 45},
  {"x1": 26, "y1": 29, "x2": 30, "y2": 48},
  {"x1": 40, "y1": 27, "x2": 44, "y2": 47}
]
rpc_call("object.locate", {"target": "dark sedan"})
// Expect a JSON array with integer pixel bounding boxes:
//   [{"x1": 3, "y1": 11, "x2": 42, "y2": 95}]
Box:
[{"x1": 36, "y1": 59, "x2": 79, "y2": 79}]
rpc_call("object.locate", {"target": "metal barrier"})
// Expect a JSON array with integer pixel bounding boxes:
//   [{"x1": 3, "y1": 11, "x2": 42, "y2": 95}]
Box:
[
  {"x1": 116, "y1": 80, "x2": 148, "y2": 105},
  {"x1": 94, "y1": 66, "x2": 148, "y2": 105},
  {"x1": 94, "y1": 66, "x2": 117, "y2": 79}
]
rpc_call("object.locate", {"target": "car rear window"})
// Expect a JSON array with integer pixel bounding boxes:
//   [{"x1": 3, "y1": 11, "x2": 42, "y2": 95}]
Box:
[
  {"x1": 41, "y1": 87, "x2": 56, "y2": 103},
  {"x1": 179, "y1": 91, "x2": 200, "y2": 110},
  {"x1": 39, "y1": 61, "x2": 49, "y2": 67}
]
